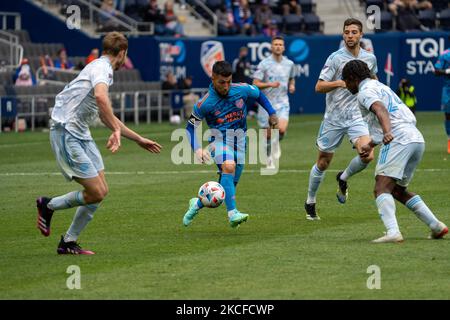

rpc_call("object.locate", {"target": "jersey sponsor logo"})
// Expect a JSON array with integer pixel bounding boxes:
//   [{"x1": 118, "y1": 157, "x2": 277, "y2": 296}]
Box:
[{"x1": 235, "y1": 98, "x2": 244, "y2": 109}]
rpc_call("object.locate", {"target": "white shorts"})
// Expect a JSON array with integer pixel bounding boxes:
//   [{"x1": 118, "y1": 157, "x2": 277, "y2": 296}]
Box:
[
  {"x1": 257, "y1": 104, "x2": 290, "y2": 128},
  {"x1": 376, "y1": 142, "x2": 424, "y2": 187},
  {"x1": 316, "y1": 119, "x2": 369, "y2": 153},
  {"x1": 50, "y1": 125, "x2": 104, "y2": 181}
]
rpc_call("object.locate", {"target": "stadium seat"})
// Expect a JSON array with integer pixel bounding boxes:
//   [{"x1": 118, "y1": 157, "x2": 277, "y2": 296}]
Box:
[
  {"x1": 284, "y1": 14, "x2": 303, "y2": 34},
  {"x1": 431, "y1": 0, "x2": 449, "y2": 12},
  {"x1": 438, "y1": 8, "x2": 450, "y2": 30},
  {"x1": 376, "y1": 11, "x2": 394, "y2": 32},
  {"x1": 418, "y1": 9, "x2": 437, "y2": 29},
  {"x1": 365, "y1": 0, "x2": 385, "y2": 10},
  {"x1": 303, "y1": 13, "x2": 322, "y2": 33},
  {"x1": 299, "y1": 0, "x2": 314, "y2": 14},
  {"x1": 271, "y1": 14, "x2": 284, "y2": 31}
]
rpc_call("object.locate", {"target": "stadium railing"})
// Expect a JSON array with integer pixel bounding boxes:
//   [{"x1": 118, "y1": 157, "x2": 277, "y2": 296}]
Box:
[
  {"x1": 185, "y1": 0, "x2": 218, "y2": 36},
  {"x1": 0, "y1": 88, "x2": 208, "y2": 132},
  {"x1": 0, "y1": 30, "x2": 24, "y2": 69}
]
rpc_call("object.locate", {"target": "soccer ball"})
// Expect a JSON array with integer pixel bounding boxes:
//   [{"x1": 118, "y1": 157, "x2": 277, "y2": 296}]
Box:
[
  {"x1": 169, "y1": 114, "x2": 181, "y2": 125},
  {"x1": 198, "y1": 181, "x2": 226, "y2": 208}
]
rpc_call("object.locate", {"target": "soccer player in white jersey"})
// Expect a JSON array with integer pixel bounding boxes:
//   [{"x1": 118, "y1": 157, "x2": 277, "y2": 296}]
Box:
[
  {"x1": 342, "y1": 59, "x2": 448, "y2": 243},
  {"x1": 304, "y1": 18, "x2": 378, "y2": 220},
  {"x1": 36, "y1": 32, "x2": 162, "y2": 254},
  {"x1": 253, "y1": 36, "x2": 295, "y2": 169}
]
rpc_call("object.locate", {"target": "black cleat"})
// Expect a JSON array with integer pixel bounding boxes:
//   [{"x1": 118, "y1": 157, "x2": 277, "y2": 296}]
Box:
[
  {"x1": 36, "y1": 197, "x2": 54, "y2": 237},
  {"x1": 336, "y1": 171, "x2": 348, "y2": 204},
  {"x1": 57, "y1": 236, "x2": 95, "y2": 255},
  {"x1": 304, "y1": 202, "x2": 320, "y2": 221}
]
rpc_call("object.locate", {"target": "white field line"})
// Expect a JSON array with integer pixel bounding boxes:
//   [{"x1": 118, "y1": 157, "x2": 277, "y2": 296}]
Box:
[{"x1": 0, "y1": 168, "x2": 448, "y2": 177}]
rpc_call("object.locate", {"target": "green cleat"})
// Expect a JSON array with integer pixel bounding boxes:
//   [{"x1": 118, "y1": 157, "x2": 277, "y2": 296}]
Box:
[
  {"x1": 183, "y1": 198, "x2": 200, "y2": 227},
  {"x1": 229, "y1": 209, "x2": 249, "y2": 228}
]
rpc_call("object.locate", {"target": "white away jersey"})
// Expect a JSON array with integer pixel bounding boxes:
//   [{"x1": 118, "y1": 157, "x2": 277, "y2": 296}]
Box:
[
  {"x1": 319, "y1": 47, "x2": 378, "y2": 126},
  {"x1": 51, "y1": 56, "x2": 114, "y2": 140},
  {"x1": 357, "y1": 78, "x2": 424, "y2": 145},
  {"x1": 253, "y1": 55, "x2": 295, "y2": 108}
]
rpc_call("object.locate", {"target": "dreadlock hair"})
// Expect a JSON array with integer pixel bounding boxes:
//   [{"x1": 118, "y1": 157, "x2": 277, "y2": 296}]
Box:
[
  {"x1": 342, "y1": 59, "x2": 372, "y2": 83},
  {"x1": 212, "y1": 60, "x2": 232, "y2": 77}
]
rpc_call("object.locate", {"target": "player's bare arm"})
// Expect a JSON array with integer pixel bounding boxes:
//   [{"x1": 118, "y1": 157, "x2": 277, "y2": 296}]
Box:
[
  {"x1": 253, "y1": 78, "x2": 280, "y2": 89},
  {"x1": 95, "y1": 83, "x2": 121, "y2": 153},
  {"x1": 315, "y1": 79, "x2": 346, "y2": 93},
  {"x1": 288, "y1": 78, "x2": 295, "y2": 94},
  {"x1": 117, "y1": 121, "x2": 162, "y2": 153},
  {"x1": 370, "y1": 101, "x2": 394, "y2": 144}
]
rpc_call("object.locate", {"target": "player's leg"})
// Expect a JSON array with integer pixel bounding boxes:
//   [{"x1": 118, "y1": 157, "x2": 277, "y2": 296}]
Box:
[
  {"x1": 304, "y1": 121, "x2": 343, "y2": 220},
  {"x1": 220, "y1": 159, "x2": 248, "y2": 227},
  {"x1": 392, "y1": 143, "x2": 448, "y2": 239},
  {"x1": 372, "y1": 175, "x2": 403, "y2": 243},
  {"x1": 37, "y1": 128, "x2": 104, "y2": 238},
  {"x1": 336, "y1": 120, "x2": 374, "y2": 204},
  {"x1": 372, "y1": 142, "x2": 404, "y2": 243},
  {"x1": 257, "y1": 105, "x2": 274, "y2": 168},
  {"x1": 445, "y1": 112, "x2": 450, "y2": 154},
  {"x1": 272, "y1": 105, "x2": 290, "y2": 159}
]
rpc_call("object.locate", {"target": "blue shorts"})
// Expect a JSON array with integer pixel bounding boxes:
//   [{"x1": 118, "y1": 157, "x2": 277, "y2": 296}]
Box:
[
  {"x1": 208, "y1": 137, "x2": 246, "y2": 166},
  {"x1": 50, "y1": 125, "x2": 104, "y2": 181},
  {"x1": 376, "y1": 142, "x2": 424, "y2": 187},
  {"x1": 316, "y1": 119, "x2": 370, "y2": 153},
  {"x1": 257, "y1": 104, "x2": 290, "y2": 128}
]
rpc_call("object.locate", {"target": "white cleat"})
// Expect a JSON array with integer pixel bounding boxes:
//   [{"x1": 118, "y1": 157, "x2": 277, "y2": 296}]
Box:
[
  {"x1": 429, "y1": 222, "x2": 448, "y2": 239},
  {"x1": 266, "y1": 155, "x2": 276, "y2": 169},
  {"x1": 371, "y1": 232, "x2": 404, "y2": 244}
]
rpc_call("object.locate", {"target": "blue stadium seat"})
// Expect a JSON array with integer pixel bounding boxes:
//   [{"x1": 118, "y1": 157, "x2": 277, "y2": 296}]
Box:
[
  {"x1": 438, "y1": 8, "x2": 450, "y2": 30},
  {"x1": 284, "y1": 14, "x2": 303, "y2": 34},
  {"x1": 418, "y1": 9, "x2": 437, "y2": 29},
  {"x1": 303, "y1": 13, "x2": 321, "y2": 33}
]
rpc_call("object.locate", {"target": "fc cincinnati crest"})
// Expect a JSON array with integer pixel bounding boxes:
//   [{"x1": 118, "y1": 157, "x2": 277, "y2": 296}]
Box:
[
  {"x1": 235, "y1": 98, "x2": 244, "y2": 109},
  {"x1": 200, "y1": 41, "x2": 225, "y2": 77}
]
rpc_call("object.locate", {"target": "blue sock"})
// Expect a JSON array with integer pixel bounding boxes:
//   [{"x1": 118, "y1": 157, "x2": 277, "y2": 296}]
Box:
[
  {"x1": 234, "y1": 164, "x2": 244, "y2": 186},
  {"x1": 195, "y1": 198, "x2": 204, "y2": 209},
  {"x1": 220, "y1": 173, "x2": 236, "y2": 211}
]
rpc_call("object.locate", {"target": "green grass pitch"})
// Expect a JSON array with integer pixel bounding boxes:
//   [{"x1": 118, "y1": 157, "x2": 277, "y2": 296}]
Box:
[{"x1": 0, "y1": 112, "x2": 449, "y2": 299}]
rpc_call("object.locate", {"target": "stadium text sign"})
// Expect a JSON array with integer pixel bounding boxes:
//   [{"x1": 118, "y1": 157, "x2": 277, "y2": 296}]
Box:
[{"x1": 406, "y1": 37, "x2": 446, "y2": 75}]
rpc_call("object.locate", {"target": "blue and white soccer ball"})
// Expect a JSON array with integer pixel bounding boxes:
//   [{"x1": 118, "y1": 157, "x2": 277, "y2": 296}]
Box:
[{"x1": 198, "y1": 181, "x2": 225, "y2": 208}]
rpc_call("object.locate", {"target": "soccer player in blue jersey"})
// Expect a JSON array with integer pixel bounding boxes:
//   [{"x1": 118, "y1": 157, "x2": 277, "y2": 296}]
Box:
[
  {"x1": 183, "y1": 61, "x2": 278, "y2": 228},
  {"x1": 342, "y1": 60, "x2": 448, "y2": 243},
  {"x1": 433, "y1": 36, "x2": 450, "y2": 154}
]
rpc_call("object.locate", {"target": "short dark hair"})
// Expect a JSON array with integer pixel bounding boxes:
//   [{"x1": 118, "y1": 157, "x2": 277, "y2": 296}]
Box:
[
  {"x1": 212, "y1": 60, "x2": 232, "y2": 77},
  {"x1": 272, "y1": 35, "x2": 284, "y2": 43},
  {"x1": 343, "y1": 18, "x2": 363, "y2": 32},
  {"x1": 102, "y1": 32, "x2": 128, "y2": 57},
  {"x1": 342, "y1": 60, "x2": 371, "y2": 82}
]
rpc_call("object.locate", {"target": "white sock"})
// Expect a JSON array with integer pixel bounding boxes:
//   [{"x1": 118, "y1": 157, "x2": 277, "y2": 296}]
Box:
[
  {"x1": 341, "y1": 156, "x2": 367, "y2": 181},
  {"x1": 405, "y1": 195, "x2": 440, "y2": 230},
  {"x1": 376, "y1": 193, "x2": 400, "y2": 236},
  {"x1": 48, "y1": 191, "x2": 85, "y2": 210},
  {"x1": 307, "y1": 164, "x2": 325, "y2": 204},
  {"x1": 64, "y1": 203, "x2": 99, "y2": 243}
]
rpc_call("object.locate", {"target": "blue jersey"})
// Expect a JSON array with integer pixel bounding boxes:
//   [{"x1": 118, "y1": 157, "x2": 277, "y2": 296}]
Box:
[
  {"x1": 435, "y1": 48, "x2": 450, "y2": 108},
  {"x1": 192, "y1": 83, "x2": 260, "y2": 133}
]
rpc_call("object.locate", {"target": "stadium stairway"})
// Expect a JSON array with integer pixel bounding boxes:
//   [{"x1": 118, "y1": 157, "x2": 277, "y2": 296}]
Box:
[
  {"x1": 156, "y1": 0, "x2": 213, "y2": 37},
  {"x1": 316, "y1": 0, "x2": 368, "y2": 34}
]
